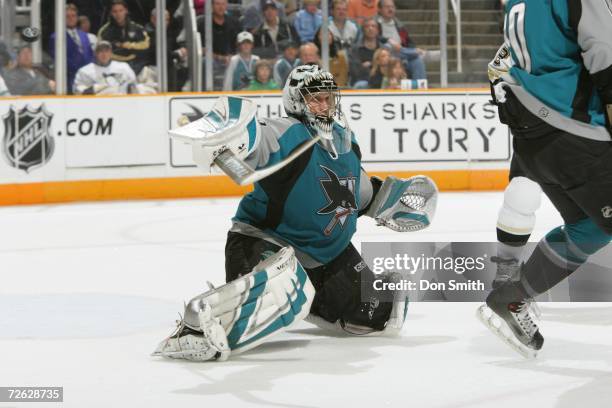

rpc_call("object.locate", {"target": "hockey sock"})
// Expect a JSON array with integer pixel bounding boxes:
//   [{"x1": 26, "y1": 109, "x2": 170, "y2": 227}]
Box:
[
  {"x1": 516, "y1": 218, "x2": 612, "y2": 298},
  {"x1": 496, "y1": 228, "x2": 530, "y2": 260}
]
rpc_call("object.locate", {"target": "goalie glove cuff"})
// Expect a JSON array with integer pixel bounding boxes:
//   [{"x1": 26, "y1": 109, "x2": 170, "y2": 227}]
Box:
[{"x1": 358, "y1": 176, "x2": 383, "y2": 217}]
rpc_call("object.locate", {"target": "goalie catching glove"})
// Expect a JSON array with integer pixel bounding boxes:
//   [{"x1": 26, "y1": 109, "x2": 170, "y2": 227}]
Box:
[{"x1": 365, "y1": 175, "x2": 438, "y2": 232}]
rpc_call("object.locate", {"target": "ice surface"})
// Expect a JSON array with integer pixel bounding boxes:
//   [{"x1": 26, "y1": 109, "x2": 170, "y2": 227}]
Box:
[{"x1": 1, "y1": 193, "x2": 611, "y2": 408}]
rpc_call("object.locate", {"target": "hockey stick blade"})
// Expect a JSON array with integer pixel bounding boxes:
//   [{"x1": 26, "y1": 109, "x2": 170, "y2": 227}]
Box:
[
  {"x1": 476, "y1": 304, "x2": 538, "y2": 359},
  {"x1": 214, "y1": 134, "x2": 322, "y2": 186}
]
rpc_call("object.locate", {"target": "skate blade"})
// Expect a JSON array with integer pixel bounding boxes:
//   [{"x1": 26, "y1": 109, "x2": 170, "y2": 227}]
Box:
[{"x1": 476, "y1": 304, "x2": 538, "y2": 359}]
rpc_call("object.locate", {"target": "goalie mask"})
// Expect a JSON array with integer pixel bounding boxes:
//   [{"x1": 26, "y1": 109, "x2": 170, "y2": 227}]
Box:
[{"x1": 283, "y1": 64, "x2": 351, "y2": 155}]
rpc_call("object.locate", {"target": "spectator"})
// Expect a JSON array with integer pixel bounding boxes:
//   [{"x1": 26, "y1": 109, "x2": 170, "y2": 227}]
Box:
[
  {"x1": 50, "y1": 4, "x2": 95, "y2": 92},
  {"x1": 314, "y1": 27, "x2": 348, "y2": 87},
  {"x1": 4, "y1": 46, "x2": 55, "y2": 95},
  {"x1": 349, "y1": 18, "x2": 383, "y2": 88},
  {"x1": 383, "y1": 57, "x2": 407, "y2": 89},
  {"x1": 144, "y1": 8, "x2": 188, "y2": 91},
  {"x1": 330, "y1": 0, "x2": 360, "y2": 50},
  {"x1": 376, "y1": 0, "x2": 427, "y2": 80},
  {"x1": 198, "y1": 0, "x2": 241, "y2": 89},
  {"x1": 277, "y1": 0, "x2": 298, "y2": 22},
  {"x1": 253, "y1": 0, "x2": 299, "y2": 60},
  {"x1": 78, "y1": 16, "x2": 98, "y2": 51},
  {"x1": 347, "y1": 0, "x2": 377, "y2": 26},
  {"x1": 273, "y1": 41, "x2": 300, "y2": 87},
  {"x1": 368, "y1": 47, "x2": 390, "y2": 88},
  {"x1": 242, "y1": 0, "x2": 288, "y2": 33},
  {"x1": 294, "y1": 0, "x2": 322, "y2": 43},
  {"x1": 71, "y1": 0, "x2": 106, "y2": 34},
  {"x1": 98, "y1": 0, "x2": 151, "y2": 75},
  {"x1": 73, "y1": 40, "x2": 137, "y2": 94},
  {"x1": 0, "y1": 73, "x2": 11, "y2": 96},
  {"x1": 0, "y1": 41, "x2": 12, "y2": 74},
  {"x1": 246, "y1": 60, "x2": 278, "y2": 90},
  {"x1": 194, "y1": 0, "x2": 205, "y2": 15},
  {"x1": 299, "y1": 42, "x2": 320, "y2": 65},
  {"x1": 223, "y1": 31, "x2": 260, "y2": 91}
]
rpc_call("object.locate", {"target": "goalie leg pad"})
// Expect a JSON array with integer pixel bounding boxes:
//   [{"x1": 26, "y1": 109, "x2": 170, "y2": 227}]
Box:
[
  {"x1": 365, "y1": 175, "x2": 438, "y2": 232},
  {"x1": 154, "y1": 247, "x2": 315, "y2": 361}
]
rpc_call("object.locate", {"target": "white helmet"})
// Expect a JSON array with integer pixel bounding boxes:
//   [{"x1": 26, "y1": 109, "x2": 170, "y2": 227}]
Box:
[{"x1": 282, "y1": 64, "x2": 341, "y2": 141}]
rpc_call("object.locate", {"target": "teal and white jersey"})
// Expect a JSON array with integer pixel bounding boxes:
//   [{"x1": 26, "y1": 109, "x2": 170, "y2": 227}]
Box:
[
  {"x1": 495, "y1": 0, "x2": 612, "y2": 140},
  {"x1": 233, "y1": 118, "x2": 362, "y2": 265}
]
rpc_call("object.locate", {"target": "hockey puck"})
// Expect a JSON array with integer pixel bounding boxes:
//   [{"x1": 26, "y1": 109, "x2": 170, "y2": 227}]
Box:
[{"x1": 20, "y1": 27, "x2": 41, "y2": 43}]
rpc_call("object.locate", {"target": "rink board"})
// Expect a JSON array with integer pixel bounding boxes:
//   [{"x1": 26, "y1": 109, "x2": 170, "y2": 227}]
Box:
[{"x1": 0, "y1": 90, "x2": 511, "y2": 205}]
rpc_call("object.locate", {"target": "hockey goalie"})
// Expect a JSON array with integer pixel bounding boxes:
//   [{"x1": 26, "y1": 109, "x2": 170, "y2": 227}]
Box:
[{"x1": 152, "y1": 65, "x2": 438, "y2": 362}]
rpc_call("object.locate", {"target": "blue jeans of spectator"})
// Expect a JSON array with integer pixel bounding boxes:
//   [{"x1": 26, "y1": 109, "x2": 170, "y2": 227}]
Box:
[{"x1": 398, "y1": 47, "x2": 427, "y2": 80}]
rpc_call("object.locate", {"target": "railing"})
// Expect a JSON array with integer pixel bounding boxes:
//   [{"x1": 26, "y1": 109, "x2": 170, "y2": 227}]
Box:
[
  {"x1": 440, "y1": 0, "x2": 464, "y2": 87},
  {"x1": 450, "y1": 0, "x2": 463, "y2": 73},
  {"x1": 183, "y1": 0, "x2": 202, "y2": 92}
]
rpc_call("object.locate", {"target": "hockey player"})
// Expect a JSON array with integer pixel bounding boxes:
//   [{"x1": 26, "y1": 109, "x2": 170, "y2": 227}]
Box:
[
  {"x1": 153, "y1": 64, "x2": 438, "y2": 361},
  {"x1": 480, "y1": 0, "x2": 612, "y2": 357},
  {"x1": 488, "y1": 46, "x2": 543, "y2": 306}
]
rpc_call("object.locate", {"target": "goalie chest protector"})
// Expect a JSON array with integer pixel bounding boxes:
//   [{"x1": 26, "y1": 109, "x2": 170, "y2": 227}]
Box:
[{"x1": 234, "y1": 120, "x2": 362, "y2": 264}]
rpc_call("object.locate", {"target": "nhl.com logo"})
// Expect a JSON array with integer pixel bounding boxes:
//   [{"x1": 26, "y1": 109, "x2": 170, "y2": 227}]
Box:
[
  {"x1": 602, "y1": 206, "x2": 612, "y2": 219},
  {"x1": 2, "y1": 104, "x2": 55, "y2": 172}
]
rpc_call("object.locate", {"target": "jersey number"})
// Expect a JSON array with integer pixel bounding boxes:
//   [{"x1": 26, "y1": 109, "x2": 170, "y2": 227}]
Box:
[{"x1": 505, "y1": 3, "x2": 532, "y2": 73}]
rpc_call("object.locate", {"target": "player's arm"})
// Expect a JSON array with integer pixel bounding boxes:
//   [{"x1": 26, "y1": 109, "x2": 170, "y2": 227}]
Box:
[
  {"x1": 169, "y1": 96, "x2": 320, "y2": 185},
  {"x1": 570, "y1": 0, "x2": 612, "y2": 130},
  {"x1": 169, "y1": 96, "x2": 261, "y2": 173},
  {"x1": 358, "y1": 170, "x2": 438, "y2": 232}
]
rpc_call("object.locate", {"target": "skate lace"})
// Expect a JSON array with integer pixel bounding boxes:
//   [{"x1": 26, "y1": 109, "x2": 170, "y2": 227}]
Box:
[{"x1": 512, "y1": 302, "x2": 539, "y2": 337}]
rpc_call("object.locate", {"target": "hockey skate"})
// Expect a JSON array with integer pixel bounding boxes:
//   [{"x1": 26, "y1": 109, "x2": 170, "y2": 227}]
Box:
[
  {"x1": 477, "y1": 282, "x2": 544, "y2": 358},
  {"x1": 152, "y1": 303, "x2": 230, "y2": 362},
  {"x1": 491, "y1": 256, "x2": 541, "y2": 319}
]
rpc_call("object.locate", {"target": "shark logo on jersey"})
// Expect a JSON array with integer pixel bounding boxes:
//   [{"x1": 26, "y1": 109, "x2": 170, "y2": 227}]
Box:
[{"x1": 317, "y1": 165, "x2": 357, "y2": 236}]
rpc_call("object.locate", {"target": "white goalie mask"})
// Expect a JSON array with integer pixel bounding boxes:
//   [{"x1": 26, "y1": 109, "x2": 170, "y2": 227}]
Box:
[{"x1": 283, "y1": 64, "x2": 351, "y2": 155}]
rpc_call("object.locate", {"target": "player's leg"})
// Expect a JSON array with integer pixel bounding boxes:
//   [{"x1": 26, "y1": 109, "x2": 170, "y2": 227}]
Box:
[
  {"x1": 153, "y1": 234, "x2": 315, "y2": 361},
  {"x1": 482, "y1": 136, "x2": 612, "y2": 356},
  {"x1": 494, "y1": 155, "x2": 542, "y2": 288},
  {"x1": 306, "y1": 243, "x2": 408, "y2": 336}
]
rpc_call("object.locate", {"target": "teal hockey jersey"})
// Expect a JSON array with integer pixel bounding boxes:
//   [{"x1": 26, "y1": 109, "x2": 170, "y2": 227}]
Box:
[
  {"x1": 234, "y1": 118, "x2": 362, "y2": 264},
  {"x1": 497, "y1": 0, "x2": 612, "y2": 140}
]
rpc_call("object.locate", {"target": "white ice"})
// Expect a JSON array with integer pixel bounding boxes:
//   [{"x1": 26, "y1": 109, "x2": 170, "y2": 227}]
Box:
[{"x1": 1, "y1": 192, "x2": 611, "y2": 408}]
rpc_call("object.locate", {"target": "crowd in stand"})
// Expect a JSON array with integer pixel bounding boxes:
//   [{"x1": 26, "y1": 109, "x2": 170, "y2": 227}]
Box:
[{"x1": 0, "y1": 0, "x2": 429, "y2": 97}]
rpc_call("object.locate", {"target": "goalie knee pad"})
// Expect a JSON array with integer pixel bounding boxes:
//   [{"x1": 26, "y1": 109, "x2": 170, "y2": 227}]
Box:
[
  {"x1": 497, "y1": 177, "x2": 541, "y2": 236},
  {"x1": 153, "y1": 246, "x2": 315, "y2": 361},
  {"x1": 307, "y1": 244, "x2": 408, "y2": 336}
]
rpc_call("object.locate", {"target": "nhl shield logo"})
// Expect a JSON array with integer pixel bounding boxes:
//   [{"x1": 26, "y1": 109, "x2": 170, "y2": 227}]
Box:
[{"x1": 2, "y1": 105, "x2": 55, "y2": 172}]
